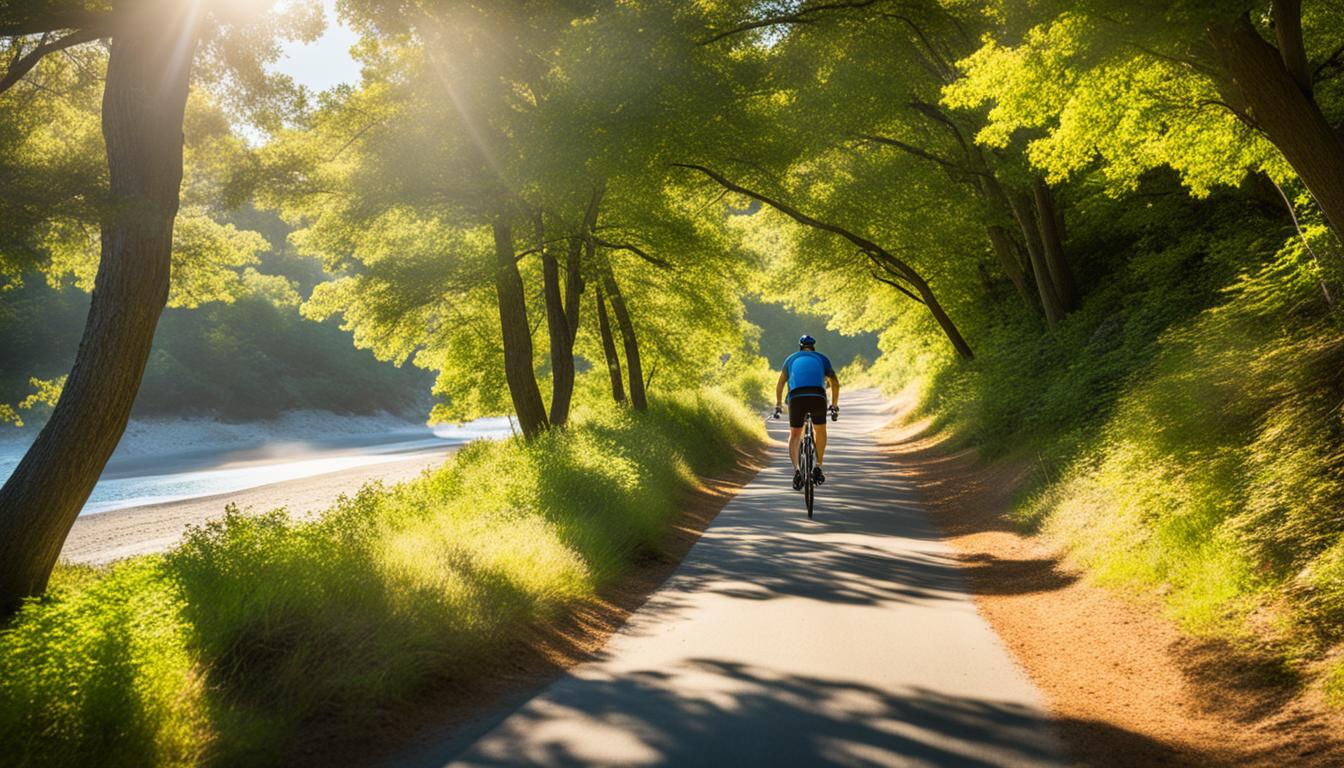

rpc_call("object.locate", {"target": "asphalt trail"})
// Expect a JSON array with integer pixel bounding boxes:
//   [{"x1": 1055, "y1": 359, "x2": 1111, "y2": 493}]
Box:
[{"x1": 403, "y1": 389, "x2": 1065, "y2": 767}]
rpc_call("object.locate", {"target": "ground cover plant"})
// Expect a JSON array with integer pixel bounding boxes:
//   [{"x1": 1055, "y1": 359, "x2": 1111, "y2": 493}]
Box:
[
  {"x1": 869, "y1": 182, "x2": 1344, "y2": 699},
  {"x1": 0, "y1": 389, "x2": 763, "y2": 766}
]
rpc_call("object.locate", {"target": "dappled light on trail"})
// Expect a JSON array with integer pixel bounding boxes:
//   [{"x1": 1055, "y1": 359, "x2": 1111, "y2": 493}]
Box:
[{"x1": 427, "y1": 391, "x2": 1068, "y2": 767}]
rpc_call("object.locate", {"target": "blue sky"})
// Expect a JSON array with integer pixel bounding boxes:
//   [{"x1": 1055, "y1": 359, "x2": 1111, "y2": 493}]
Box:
[{"x1": 270, "y1": 0, "x2": 361, "y2": 93}]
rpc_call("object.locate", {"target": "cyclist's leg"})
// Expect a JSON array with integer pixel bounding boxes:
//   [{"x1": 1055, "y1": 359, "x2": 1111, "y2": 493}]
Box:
[
  {"x1": 814, "y1": 423, "x2": 827, "y2": 464},
  {"x1": 786, "y1": 398, "x2": 808, "y2": 469}
]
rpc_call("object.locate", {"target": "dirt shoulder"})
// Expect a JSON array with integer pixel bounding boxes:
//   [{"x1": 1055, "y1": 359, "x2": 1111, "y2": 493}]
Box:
[
  {"x1": 292, "y1": 441, "x2": 772, "y2": 767},
  {"x1": 876, "y1": 408, "x2": 1344, "y2": 767}
]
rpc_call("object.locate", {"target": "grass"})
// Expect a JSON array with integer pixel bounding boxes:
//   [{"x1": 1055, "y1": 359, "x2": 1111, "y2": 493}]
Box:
[
  {"x1": 0, "y1": 388, "x2": 764, "y2": 766},
  {"x1": 875, "y1": 188, "x2": 1344, "y2": 704}
]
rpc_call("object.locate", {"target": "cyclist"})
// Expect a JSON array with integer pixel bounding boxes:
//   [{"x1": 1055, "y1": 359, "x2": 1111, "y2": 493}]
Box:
[{"x1": 773, "y1": 335, "x2": 840, "y2": 490}]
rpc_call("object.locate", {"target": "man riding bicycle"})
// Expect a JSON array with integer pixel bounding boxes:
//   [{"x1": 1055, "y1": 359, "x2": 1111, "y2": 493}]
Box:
[{"x1": 773, "y1": 335, "x2": 840, "y2": 491}]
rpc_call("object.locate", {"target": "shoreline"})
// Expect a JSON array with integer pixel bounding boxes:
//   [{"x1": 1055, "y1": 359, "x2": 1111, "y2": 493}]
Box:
[{"x1": 61, "y1": 448, "x2": 458, "y2": 565}]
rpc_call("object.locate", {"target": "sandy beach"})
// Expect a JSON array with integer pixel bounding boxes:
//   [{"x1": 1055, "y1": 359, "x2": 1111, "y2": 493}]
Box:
[{"x1": 61, "y1": 448, "x2": 456, "y2": 565}]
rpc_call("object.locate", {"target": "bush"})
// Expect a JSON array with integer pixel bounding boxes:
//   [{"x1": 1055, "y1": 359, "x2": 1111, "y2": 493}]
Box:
[
  {"x1": 873, "y1": 181, "x2": 1344, "y2": 677},
  {"x1": 0, "y1": 389, "x2": 764, "y2": 765}
]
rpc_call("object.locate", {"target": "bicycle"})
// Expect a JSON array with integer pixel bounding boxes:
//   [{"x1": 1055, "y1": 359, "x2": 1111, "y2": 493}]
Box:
[
  {"x1": 800, "y1": 412, "x2": 818, "y2": 518},
  {"x1": 772, "y1": 403, "x2": 839, "y2": 519}
]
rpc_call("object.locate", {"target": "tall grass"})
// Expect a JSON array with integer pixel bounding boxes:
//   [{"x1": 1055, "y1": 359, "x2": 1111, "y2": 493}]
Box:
[
  {"x1": 0, "y1": 389, "x2": 763, "y2": 766},
  {"x1": 877, "y1": 184, "x2": 1344, "y2": 702}
]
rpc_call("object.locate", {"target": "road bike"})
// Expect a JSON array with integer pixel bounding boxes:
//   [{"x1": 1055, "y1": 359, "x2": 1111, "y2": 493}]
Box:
[
  {"x1": 772, "y1": 404, "x2": 839, "y2": 519},
  {"x1": 800, "y1": 412, "x2": 818, "y2": 518}
]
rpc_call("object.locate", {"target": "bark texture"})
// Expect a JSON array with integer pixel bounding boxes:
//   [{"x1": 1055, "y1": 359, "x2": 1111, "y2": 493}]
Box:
[
  {"x1": 0, "y1": 7, "x2": 198, "y2": 614},
  {"x1": 492, "y1": 218, "x2": 549, "y2": 439}
]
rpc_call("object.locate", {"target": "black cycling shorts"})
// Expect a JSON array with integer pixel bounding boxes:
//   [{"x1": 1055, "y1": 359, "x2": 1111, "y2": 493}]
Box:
[{"x1": 788, "y1": 394, "x2": 828, "y2": 429}]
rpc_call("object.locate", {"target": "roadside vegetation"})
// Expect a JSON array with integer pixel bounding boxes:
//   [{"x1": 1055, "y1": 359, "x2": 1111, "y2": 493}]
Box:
[
  {"x1": 734, "y1": 0, "x2": 1344, "y2": 704},
  {"x1": 0, "y1": 389, "x2": 763, "y2": 766},
  {"x1": 4, "y1": 0, "x2": 1344, "y2": 760}
]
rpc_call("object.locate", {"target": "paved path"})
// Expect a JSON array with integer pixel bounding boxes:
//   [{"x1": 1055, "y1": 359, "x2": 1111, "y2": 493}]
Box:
[{"x1": 409, "y1": 390, "x2": 1065, "y2": 767}]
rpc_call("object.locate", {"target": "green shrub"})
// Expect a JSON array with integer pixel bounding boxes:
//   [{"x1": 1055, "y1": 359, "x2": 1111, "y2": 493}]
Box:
[
  {"x1": 0, "y1": 389, "x2": 763, "y2": 766},
  {"x1": 875, "y1": 184, "x2": 1344, "y2": 677}
]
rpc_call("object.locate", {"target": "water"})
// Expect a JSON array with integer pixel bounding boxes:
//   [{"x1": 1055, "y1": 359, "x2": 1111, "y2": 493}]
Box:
[{"x1": 0, "y1": 415, "x2": 514, "y2": 516}]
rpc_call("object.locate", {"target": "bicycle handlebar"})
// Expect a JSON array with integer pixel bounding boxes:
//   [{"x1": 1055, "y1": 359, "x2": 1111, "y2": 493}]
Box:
[{"x1": 769, "y1": 405, "x2": 840, "y2": 422}]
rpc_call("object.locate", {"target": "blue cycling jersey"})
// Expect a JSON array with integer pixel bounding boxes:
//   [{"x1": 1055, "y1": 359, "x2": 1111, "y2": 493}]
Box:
[{"x1": 783, "y1": 350, "x2": 835, "y2": 400}]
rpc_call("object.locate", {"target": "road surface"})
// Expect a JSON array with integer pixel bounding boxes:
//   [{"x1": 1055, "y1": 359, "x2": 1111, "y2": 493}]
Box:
[{"x1": 399, "y1": 389, "x2": 1065, "y2": 767}]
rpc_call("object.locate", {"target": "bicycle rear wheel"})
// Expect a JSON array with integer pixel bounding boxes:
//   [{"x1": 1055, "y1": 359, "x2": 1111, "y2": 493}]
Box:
[{"x1": 802, "y1": 415, "x2": 816, "y2": 518}]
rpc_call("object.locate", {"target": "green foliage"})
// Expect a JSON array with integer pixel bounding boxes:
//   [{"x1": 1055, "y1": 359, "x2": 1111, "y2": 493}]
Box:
[
  {"x1": 865, "y1": 171, "x2": 1344, "y2": 655},
  {"x1": 1327, "y1": 656, "x2": 1344, "y2": 708},
  {"x1": 0, "y1": 559, "x2": 208, "y2": 767},
  {"x1": 0, "y1": 277, "x2": 430, "y2": 423},
  {"x1": 943, "y1": 10, "x2": 1288, "y2": 197},
  {"x1": 0, "y1": 390, "x2": 763, "y2": 765},
  {"x1": 745, "y1": 299, "x2": 879, "y2": 370}
]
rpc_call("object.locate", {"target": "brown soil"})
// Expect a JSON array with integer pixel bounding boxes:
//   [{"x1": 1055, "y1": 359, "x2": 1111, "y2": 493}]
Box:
[
  {"x1": 876, "y1": 406, "x2": 1344, "y2": 767},
  {"x1": 290, "y1": 442, "x2": 771, "y2": 767}
]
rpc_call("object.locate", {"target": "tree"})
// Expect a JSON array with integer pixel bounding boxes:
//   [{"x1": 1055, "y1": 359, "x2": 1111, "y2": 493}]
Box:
[
  {"x1": 0, "y1": 0, "x2": 320, "y2": 615},
  {"x1": 946, "y1": 0, "x2": 1344, "y2": 237},
  {"x1": 697, "y1": 0, "x2": 1081, "y2": 329},
  {"x1": 268, "y1": 0, "x2": 761, "y2": 428}
]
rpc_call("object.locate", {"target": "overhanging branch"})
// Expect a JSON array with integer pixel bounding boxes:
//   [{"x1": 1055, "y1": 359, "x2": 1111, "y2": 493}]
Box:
[
  {"x1": 671, "y1": 162, "x2": 918, "y2": 282},
  {"x1": 0, "y1": 27, "x2": 100, "y2": 95},
  {"x1": 698, "y1": 0, "x2": 885, "y2": 45},
  {"x1": 591, "y1": 237, "x2": 672, "y2": 270},
  {"x1": 672, "y1": 161, "x2": 974, "y2": 359},
  {"x1": 869, "y1": 266, "x2": 924, "y2": 304}
]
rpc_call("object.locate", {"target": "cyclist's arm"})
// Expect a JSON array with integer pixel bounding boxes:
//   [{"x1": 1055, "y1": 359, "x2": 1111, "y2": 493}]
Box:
[
  {"x1": 827, "y1": 372, "x2": 840, "y2": 407},
  {"x1": 775, "y1": 368, "x2": 788, "y2": 409}
]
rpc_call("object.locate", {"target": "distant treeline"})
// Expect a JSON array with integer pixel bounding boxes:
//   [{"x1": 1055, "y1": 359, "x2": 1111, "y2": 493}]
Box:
[
  {"x1": 0, "y1": 273, "x2": 431, "y2": 425},
  {"x1": 745, "y1": 299, "x2": 878, "y2": 371}
]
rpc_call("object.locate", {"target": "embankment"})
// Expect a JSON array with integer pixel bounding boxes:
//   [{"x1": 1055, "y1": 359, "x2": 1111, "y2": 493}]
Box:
[
  {"x1": 0, "y1": 390, "x2": 765, "y2": 767},
  {"x1": 877, "y1": 394, "x2": 1344, "y2": 766}
]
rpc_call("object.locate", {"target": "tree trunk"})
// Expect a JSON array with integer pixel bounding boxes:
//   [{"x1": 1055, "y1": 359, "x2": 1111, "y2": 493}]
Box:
[
  {"x1": 562, "y1": 235, "x2": 583, "y2": 343},
  {"x1": 985, "y1": 224, "x2": 1034, "y2": 308},
  {"x1": 492, "y1": 217, "x2": 549, "y2": 439},
  {"x1": 537, "y1": 213, "x2": 575, "y2": 427},
  {"x1": 880, "y1": 254, "x2": 975, "y2": 359},
  {"x1": 973, "y1": 164, "x2": 1038, "y2": 316},
  {"x1": 561, "y1": 186, "x2": 601, "y2": 352},
  {"x1": 0, "y1": 8, "x2": 198, "y2": 615},
  {"x1": 1208, "y1": 11, "x2": 1344, "y2": 237},
  {"x1": 600, "y1": 262, "x2": 646, "y2": 411},
  {"x1": 1009, "y1": 190, "x2": 1065, "y2": 328},
  {"x1": 595, "y1": 284, "x2": 625, "y2": 404},
  {"x1": 569, "y1": 186, "x2": 602, "y2": 336},
  {"x1": 1033, "y1": 179, "x2": 1076, "y2": 311}
]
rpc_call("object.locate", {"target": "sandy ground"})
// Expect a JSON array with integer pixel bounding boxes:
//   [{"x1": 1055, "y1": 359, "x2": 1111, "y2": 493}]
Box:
[
  {"x1": 61, "y1": 449, "x2": 456, "y2": 565},
  {"x1": 876, "y1": 397, "x2": 1344, "y2": 767}
]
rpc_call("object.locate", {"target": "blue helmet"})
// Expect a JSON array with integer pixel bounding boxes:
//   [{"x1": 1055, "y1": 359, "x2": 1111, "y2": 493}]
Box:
[{"x1": 799, "y1": 334, "x2": 816, "y2": 348}]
